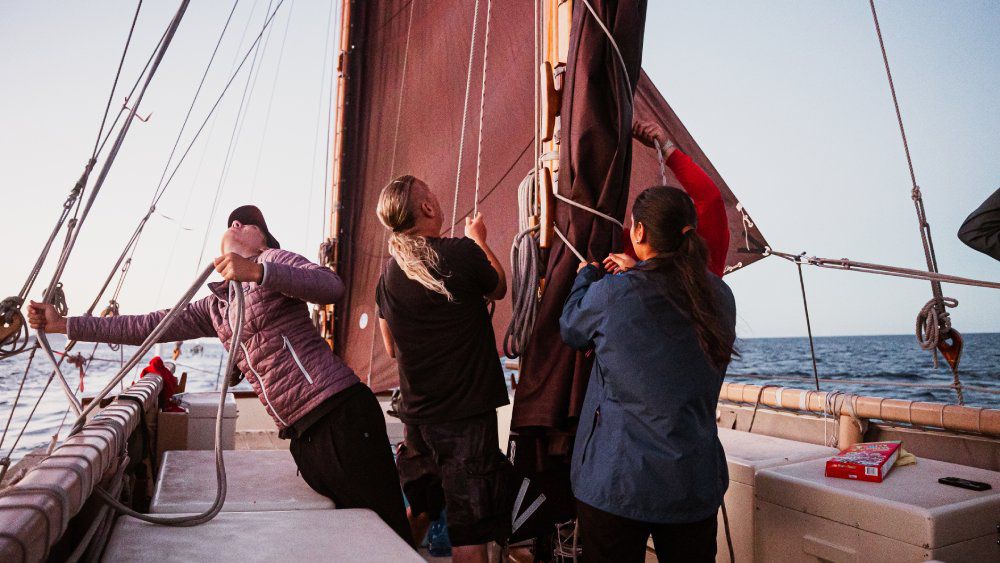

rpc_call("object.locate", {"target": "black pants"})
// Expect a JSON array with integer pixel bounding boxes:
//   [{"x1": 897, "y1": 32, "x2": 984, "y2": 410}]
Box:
[
  {"x1": 289, "y1": 385, "x2": 412, "y2": 546},
  {"x1": 576, "y1": 500, "x2": 717, "y2": 563},
  {"x1": 396, "y1": 411, "x2": 514, "y2": 546}
]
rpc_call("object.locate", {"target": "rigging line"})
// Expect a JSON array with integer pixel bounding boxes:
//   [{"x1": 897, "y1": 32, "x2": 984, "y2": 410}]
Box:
[
  {"x1": 795, "y1": 259, "x2": 821, "y2": 391},
  {"x1": 249, "y1": 0, "x2": 297, "y2": 200},
  {"x1": 321, "y1": 0, "x2": 338, "y2": 239},
  {"x1": 71, "y1": 264, "x2": 220, "y2": 429},
  {"x1": 40, "y1": 0, "x2": 190, "y2": 304},
  {"x1": 0, "y1": 348, "x2": 37, "y2": 458},
  {"x1": 552, "y1": 190, "x2": 624, "y2": 230},
  {"x1": 305, "y1": 0, "x2": 338, "y2": 249},
  {"x1": 450, "y1": 0, "x2": 482, "y2": 237},
  {"x1": 191, "y1": 0, "x2": 287, "y2": 270},
  {"x1": 554, "y1": 225, "x2": 586, "y2": 263},
  {"x1": 200, "y1": 0, "x2": 278, "y2": 238},
  {"x1": 471, "y1": 0, "x2": 493, "y2": 217},
  {"x1": 868, "y1": 0, "x2": 955, "y2": 362},
  {"x1": 366, "y1": 0, "x2": 416, "y2": 384},
  {"x1": 36, "y1": 0, "x2": 192, "y2": 416},
  {"x1": 767, "y1": 249, "x2": 1000, "y2": 290},
  {"x1": 90, "y1": 278, "x2": 244, "y2": 528},
  {"x1": 580, "y1": 0, "x2": 632, "y2": 106},
  {"x1": 1, "y1": 365, "x2": 58, "y2": 476},
  {"x1": 92, "y1": 0, "x2": 145, "y2": 160},
  {"x1": 95, "y1": 26, "x2": 170, "y2": 159},
  {"x1": 149, "y1": 0, "x2": 242, "y2": 208},
  {"x1": 444, "y1": 137, "x2": 534, "y2": 232}
]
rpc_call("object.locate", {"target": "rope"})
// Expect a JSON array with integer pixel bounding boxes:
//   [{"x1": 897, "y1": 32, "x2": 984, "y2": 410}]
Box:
[
  {"x1": 0, "y1": 160, "x2": 92, "y2": 359},
  {"x1": 0, "y1": 359, "x2": 59, "y2": 482},
  {"x1": 319, "y1": 0, "x2": 337, "y2": 239},
  {"x1": 450, "y1": 0, "x2": 482, "y2": 237},
  {"x1": 767, "y1": 250, "x2": 1000, "y2": 290},
  {"x1": 92, "y1": 0, "x2": 145, "y2": 160},
  {"x1": 12, "y1": 0, "x2": 146, "y2": 336},
  {"x1": 503, "y1": 169, "x2": 542, "y2": 358},
  {"x1": 472, "y1": 0, "x2": 493, "y2": 217},
  {"x1": 721, "y1": 501, "x2": 735, "y2": 563},
  {"x1": 746, "y1": 384, "x2": 782, "y2": 433},
  {"x1": 794, "y1": 258, "x2": 821, "y2": 391},
  {"x1": 91, "y1": 278, "x2": 244, "y2": 527},
  {"x1": 0, "y1": 348, "x2": 37, "y2": 483},
  {"x1": 40, "y1": 0, "x2": 191, "y2": 310},
  {"x1": 31, "y1": 0, "x2": 192, "y2": 417},
  {"x1": 916, "y1": 297, "x2": 963, "y2": 403},
  {"x1": 821, "y1": 391, "x2": 865, "y2": 448},
  {"x1": 580, "y1": 0, "x2": 632, "y2": 107},
  {"x1": 868, "y1": 0, "x2": 958, "y2": 370},
  {"x1": 70, "y1": 264, "x2": 219, "y2": 431},
  {"x1": 197, "y1": 0, "x2": 284, "y2": 270},
  {"x1": 250, "y1": 0, "x2": 297, "y2": 200},
  {"x1": 653, "y1": 139, "x2": 669, "y2": 185},
  {"x1": 552, "y1": 190, "x2": 624, "y2": 231},
  {"x1": 306, "y1": 0, "x2": 338, "y2": 246},
  {"x1": 553, "y1": 225, "x2": 586, "y2": 263}
]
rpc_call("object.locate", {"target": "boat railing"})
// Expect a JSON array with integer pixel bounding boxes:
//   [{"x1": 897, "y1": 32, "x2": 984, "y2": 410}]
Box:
[
  {"x1": 0, "y1": 375, "x2": 161, "y2": 562},
  {"x1": 721, "y1": 381, "x2": 1000, "y2": 440}
]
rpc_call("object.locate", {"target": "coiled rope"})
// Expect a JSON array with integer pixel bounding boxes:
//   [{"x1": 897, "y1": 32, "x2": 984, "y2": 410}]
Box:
[{"x1": 503, "y1": 169, "x2": 542, "y2": 358}]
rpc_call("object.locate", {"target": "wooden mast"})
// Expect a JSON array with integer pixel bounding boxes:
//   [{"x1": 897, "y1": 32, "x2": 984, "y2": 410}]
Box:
[
  {"x1": 538, "y1": 0, "x2": 572, "y2": 250},
  {"x1": 320, "y1": 0, "x2": 352, "y2": 349}
]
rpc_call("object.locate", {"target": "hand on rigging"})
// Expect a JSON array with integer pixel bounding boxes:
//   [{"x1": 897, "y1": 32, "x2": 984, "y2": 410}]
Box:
[
  {"x1": 214, "y1": 253, "x2": 264, "y2": 283},
  {"x1": 465, "y1": 212, "x2": 488, "y2": 245},
  {"x1": 603, "y1": 253, "x2": 637, "y2": 274},
  {"x1": 632, "y1": 121, "x2": 676, "y2": 159},
  {"x1": 27, "y1": 301, "x2": 68, "y2": 334}
]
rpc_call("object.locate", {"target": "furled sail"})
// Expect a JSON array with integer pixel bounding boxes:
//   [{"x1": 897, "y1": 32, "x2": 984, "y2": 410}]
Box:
[{"x1": 331, "y1": 0, "x2": 767, "y2": 397}]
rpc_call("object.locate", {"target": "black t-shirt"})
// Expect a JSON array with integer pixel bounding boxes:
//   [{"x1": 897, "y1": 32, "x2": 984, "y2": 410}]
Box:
[{"x1": 376, "y1": 237, "x2": 509, "y2": 425}]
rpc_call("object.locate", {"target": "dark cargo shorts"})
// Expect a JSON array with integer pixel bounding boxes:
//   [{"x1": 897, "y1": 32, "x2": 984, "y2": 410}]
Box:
[{"x1": 397, "y1": 411, "x2": 514, "y2": 546}]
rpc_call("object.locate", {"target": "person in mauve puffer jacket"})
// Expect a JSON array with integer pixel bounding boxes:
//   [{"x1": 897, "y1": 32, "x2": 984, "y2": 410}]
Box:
[{"x1": 28, "y1": 205, "x2": 412, "y2": 546}]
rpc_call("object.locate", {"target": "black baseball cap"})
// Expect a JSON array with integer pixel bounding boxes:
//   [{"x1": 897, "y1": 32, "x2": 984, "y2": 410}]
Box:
[{"x1": 227, "y1": 205, "x2": 280, "y2": 249}]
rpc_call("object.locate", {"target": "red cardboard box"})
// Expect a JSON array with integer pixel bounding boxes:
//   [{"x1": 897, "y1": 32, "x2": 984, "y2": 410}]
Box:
[{"x1": 825, "y1": 441, "x2": 901, "y2": 483}]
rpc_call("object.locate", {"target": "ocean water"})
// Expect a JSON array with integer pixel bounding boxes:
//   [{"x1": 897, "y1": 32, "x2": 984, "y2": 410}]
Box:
[
  {"x1": 728, "y1": 332, "x2": 1000, "y2": 409},
  {"x1": 1, "y1": 333, "x2": 997, "y2": 467}
]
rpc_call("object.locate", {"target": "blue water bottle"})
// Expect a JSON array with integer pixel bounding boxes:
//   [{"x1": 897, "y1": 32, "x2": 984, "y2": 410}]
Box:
[{"x1": 427, "y1": 509, "x2": 452, "y2": 557}]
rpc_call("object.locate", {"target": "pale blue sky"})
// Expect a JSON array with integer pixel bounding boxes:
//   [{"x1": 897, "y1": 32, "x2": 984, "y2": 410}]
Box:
[{"x1": 1, "y1": 1, "x2": 997, "y2": 338}]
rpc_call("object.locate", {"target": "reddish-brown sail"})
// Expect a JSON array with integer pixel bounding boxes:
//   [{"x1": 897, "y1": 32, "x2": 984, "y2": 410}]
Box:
[{"x1": 331, "y1": 0, "x2": 767, "y2": 402}]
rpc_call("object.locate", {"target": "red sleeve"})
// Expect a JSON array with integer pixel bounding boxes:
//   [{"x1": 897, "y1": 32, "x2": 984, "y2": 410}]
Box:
[{"x1": 666, "y1": 149, "x2": 729, "y2": 276}]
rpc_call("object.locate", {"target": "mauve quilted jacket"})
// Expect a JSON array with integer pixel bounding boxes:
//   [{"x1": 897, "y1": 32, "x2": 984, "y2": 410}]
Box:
[{"x1": 67, "y1": 248, "x2": 360, "y2": 429}]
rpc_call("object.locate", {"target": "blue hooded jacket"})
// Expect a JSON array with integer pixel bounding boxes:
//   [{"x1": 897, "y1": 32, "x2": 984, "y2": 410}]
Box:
[{"x1": 560, "y1": 263, "x2": 736, "y2": 524}]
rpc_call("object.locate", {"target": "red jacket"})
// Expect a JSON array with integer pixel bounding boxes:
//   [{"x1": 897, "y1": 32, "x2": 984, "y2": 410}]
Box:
[{"x1": 625, "y1": 149, "x2": 730, "y2": 276}]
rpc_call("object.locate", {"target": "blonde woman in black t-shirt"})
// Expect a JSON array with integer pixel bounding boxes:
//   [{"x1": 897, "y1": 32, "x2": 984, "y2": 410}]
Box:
[{"x1": 375, "y1": 175, "x2": 512, "y2": 563}]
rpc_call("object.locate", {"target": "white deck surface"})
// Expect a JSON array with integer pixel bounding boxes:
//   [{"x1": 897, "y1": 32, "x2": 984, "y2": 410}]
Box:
[
  {"x1": 104, "y1": 509, "x2": 421, "y2": 562},
  {"x1": 151, "y1": 450, "x2": 334, "y2": 513}
]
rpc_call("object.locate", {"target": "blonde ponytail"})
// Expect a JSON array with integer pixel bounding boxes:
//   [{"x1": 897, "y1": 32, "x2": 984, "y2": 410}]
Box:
[{"x1": 377, "y1": 176, "x2": 454, "y2": 301}]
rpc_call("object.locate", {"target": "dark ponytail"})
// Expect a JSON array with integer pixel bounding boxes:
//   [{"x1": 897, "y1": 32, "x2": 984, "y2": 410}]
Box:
[{"x1": 632, "y1": 187, "x2": 736, "y2": 370}]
